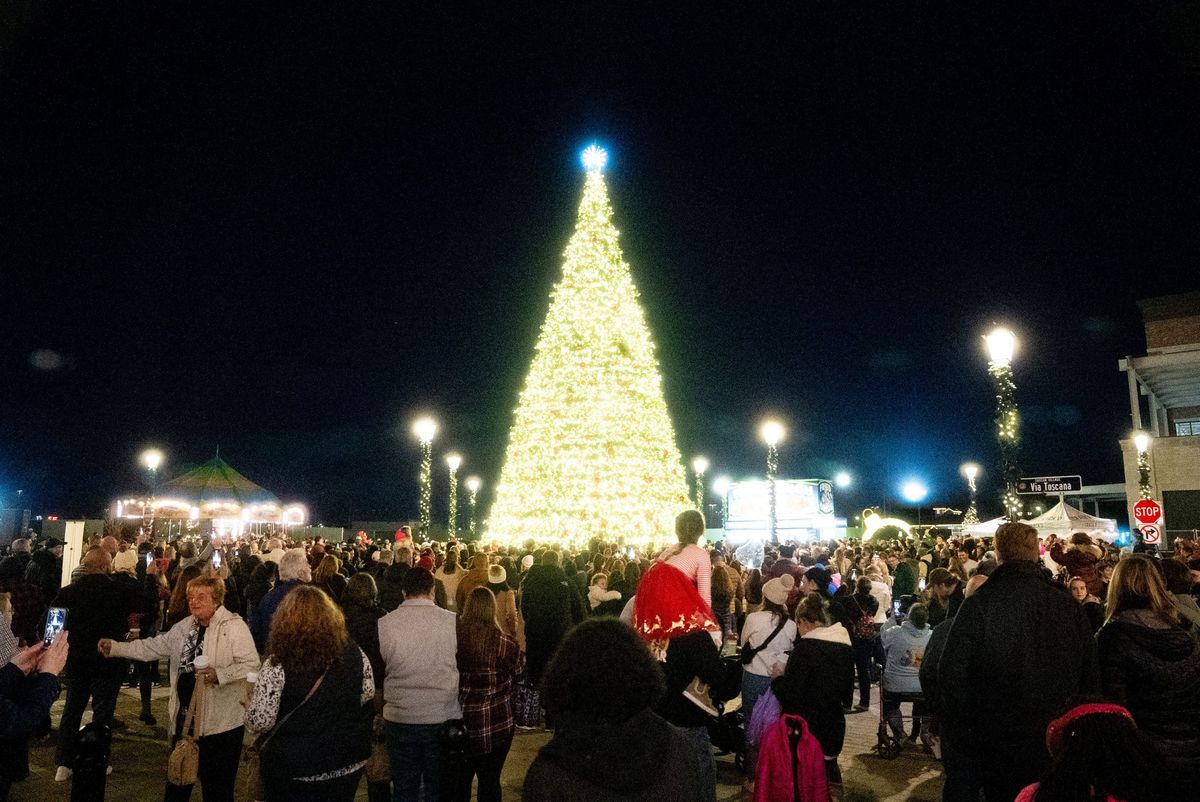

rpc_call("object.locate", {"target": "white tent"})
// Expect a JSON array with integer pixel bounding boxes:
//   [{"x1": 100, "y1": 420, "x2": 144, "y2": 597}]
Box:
[
  {"x1": 1020, "y1": 501, "x2": 1118, "y2": 543},
  {"x1": 961, "y1": 517, "x2": 1006, "y2": 537}
]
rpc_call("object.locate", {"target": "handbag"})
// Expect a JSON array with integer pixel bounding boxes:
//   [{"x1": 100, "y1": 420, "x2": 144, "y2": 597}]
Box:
[
  {"x1": 364, "y1": 715, "x2": 390, "y2": 783},
  {"x1": 238, "y1": 671, "x2": 326, "y2": 802},
  {"x1": 167, "y1": 681, "x2": 202, "y2": 786},
  {"x1": 739, "y1": 618, "x2": 787, "y2": 665}
]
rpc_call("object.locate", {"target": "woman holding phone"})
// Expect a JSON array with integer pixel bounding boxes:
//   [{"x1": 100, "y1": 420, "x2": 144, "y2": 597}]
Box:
[{"x1": 99, "y1": 575, "x2": 259, "y2": 802}]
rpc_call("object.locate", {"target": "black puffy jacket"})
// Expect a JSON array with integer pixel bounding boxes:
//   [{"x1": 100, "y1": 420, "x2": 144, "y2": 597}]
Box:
[{"x1": 1097, "y1": 609, "x2": 1200, "y2": 769}]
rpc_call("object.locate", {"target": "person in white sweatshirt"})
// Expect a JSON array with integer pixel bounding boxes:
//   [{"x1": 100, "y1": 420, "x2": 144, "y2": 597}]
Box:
[{"x1": 588, "y1": 573, "x2": 622, "y2": 611}]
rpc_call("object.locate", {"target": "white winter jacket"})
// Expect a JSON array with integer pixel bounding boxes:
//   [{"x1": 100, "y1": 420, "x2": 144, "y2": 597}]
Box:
[{"x1": 109, "y1": 605, "x2": 259, "y2": 737}]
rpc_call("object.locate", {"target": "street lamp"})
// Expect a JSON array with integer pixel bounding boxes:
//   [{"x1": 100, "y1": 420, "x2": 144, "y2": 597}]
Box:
[
  {"x1": 412, "y1": 417, "x2": 437, "y2": 538},
  {"x1": 834, "y1": 472, "x2": 852, "y2": 489},
  {"x1": 985, "y1": 326, "x2": 1022, "y2": 521},
  {"x1": 961, "y1": 463, "x2": 980, "y2": 525},
  {"x1": 902, "y1": 479, "x2": 929, "y2": 527},
  {"x1": 140, "y1": 449, "x2": 164, "y2": 539},
  {"x1": 712, "y1": 476, "x2": 731, "y2": 527},
  {"x1": 465, "y1": 476, "x2": 482, "y2": 539},
  {"x1": 446, "y1": 453, "x2": 462, "y2": 536},
  {"x1": 1133, "y1": 431, "x2": 1153, "y2": 500},
  {"x1": 692, "y1": 456, "x2": 709, "y2": 512},
  {"x1": 760, "y1": 420, "x2": 785, "y2": 544}
]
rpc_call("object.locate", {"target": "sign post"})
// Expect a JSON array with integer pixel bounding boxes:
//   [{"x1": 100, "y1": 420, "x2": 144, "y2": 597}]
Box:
[{"x1": 1133, "y1": 499, "x2": 1164, "y2": 545}]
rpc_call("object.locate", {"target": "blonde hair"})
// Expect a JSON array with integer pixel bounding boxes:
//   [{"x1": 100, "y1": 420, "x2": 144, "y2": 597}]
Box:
[
  {"x1": 267, "y1": 585, "x2": 349, "y2": 682},
  {"x1": 590, "y1": 572, "x2": 609, "y2": 587},
  {"x1": 313, "y1": 554, "x2": 341, "y2": 583},
  {"x1": 1105, "y1": 555, "x2": 1178, "y2": 624},
  {"x1": 187, "y1": 574, "x2": 226, "y2": 607}
]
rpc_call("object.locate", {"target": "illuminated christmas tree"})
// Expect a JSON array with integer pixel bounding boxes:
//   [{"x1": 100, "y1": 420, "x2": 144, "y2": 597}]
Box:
[{"x1": 487, "y1": 145, "x2": 690, "y2": 546}]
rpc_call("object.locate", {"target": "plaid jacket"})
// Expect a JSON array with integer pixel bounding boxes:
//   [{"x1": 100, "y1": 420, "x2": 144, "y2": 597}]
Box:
[{"x1": 456, "y1": 625, "x2": 526, "y2": 754}]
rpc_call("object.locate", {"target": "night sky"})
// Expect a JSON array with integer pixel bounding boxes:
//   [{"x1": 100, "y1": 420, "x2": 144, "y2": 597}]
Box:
[{"x1": 2, "y1": 4, "x2": 1198, "y2": 525}]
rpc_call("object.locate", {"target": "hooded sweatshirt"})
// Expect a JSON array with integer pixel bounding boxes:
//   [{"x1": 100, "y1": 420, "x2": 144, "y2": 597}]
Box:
[
  {"x1": 1097, "y1": 608, "x2": 1200, "y2": 763},
  {"x1": 881, "y1": 620, "x2": 932, "y2": 694},
  {"x1": 523, "y1": 709, "x2": 702, "y2": 801}
]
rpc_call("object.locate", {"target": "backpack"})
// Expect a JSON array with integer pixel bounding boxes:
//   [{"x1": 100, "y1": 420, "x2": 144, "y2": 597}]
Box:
[{"x1": 850, "y1": 596, "x2": 877, "y2": 641}]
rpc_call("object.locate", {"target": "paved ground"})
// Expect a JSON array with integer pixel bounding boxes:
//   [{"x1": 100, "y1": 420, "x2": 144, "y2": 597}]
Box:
[{"x1": 14, "y1": 681, "x2": 942, "y2": 801}]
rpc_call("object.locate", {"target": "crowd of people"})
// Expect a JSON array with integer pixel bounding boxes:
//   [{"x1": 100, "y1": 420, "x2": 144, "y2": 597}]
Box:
[{"x1": 1, "y1": 517, "x2": 1200, "y2": 801}]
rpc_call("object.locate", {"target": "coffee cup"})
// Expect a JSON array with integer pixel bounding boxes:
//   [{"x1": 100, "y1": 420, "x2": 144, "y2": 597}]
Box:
[{"x1": 193, "y1": 655, "x2": 210, "y2": 670}]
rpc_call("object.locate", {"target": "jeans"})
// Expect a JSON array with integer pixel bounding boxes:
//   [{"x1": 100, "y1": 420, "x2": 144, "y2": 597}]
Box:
[
  {"x1": 453, "y1": 739, "x2": 511, "y2": 802},
  {"x1": 386, "y1": 722, "x2": 442, "y2": 802},
  {"x1": 677, "y1": 725, "x2": 716, "y2": 802},
  {"x1": 741, "y1": 671, "x2": 773, "y2": 774},
  {"x1": 851, "y1": 640, "x2": 875, "y2": 707},
  {"x1": 55, "y1": 668, "x2": 122, "y2": 767},
  {"x1": 163, "y1": 725, "x2": 244, "y2": 802}
]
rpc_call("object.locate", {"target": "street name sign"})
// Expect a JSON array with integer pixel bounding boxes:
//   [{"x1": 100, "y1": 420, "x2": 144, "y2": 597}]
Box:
[{"x1": 1016, "y1": 475, "x2": 1082, "y2": 495}]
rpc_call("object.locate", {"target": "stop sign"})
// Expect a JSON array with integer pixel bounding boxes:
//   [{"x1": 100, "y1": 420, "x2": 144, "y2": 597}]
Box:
[{"x1": 1133, "y1": 499, "x2": 1162, "y2": 526}]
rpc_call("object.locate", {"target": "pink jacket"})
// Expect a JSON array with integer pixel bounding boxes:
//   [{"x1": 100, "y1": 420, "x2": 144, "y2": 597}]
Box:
[{"x1": 755, "y1": 714, "x2": 830, "y2": 802}]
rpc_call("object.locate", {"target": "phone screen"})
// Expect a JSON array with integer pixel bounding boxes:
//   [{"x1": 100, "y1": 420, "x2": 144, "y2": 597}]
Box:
[
  {"x1": 146, "y1": 552, "x2": 154, "y2": 566},
  {"x1": 44, "y1": 607, "x2": 67, "y2": 647},
  {"x1": 892, "y1": 600, "x2": 902, "y2": 617},
  {"x1": 211, "y1": 551, "x2": 222, "y2": 569}
]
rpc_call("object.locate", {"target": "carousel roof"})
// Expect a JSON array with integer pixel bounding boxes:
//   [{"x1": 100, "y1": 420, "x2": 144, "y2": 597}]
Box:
[{"x1": 158, "y1": 457, "x2": 280, "y2": 507}]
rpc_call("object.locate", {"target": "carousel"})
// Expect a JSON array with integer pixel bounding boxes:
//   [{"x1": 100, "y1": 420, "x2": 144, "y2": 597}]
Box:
[{"x1": 114, "y1": 457, "x2": 306, "y2": 538}]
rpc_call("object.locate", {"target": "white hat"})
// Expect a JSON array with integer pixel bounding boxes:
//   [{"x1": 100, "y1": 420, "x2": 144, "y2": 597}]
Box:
[
  {"x1": 763, "y1": 573, "x2": 795, "y2": 606},
  {"x1": 488, "y1": 564, "x2": 507, "y2": 584},
  {"x1": 521, "y1": 554, "x2": 535, "y2": 571}
]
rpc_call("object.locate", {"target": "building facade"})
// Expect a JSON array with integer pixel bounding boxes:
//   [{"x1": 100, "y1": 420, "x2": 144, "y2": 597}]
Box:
[{"x1": 1119, "y1": 292, "x2": 1200, "y2": 541}]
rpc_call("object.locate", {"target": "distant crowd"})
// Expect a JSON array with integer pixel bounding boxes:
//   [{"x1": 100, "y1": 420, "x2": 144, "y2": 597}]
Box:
[{"x1": 1, "y1": 519, "x2": 1199, "y2": 802}]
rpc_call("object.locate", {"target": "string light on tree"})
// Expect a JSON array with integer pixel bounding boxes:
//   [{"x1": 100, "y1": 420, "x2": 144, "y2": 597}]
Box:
[
  {"x1": 761, "y1": 420, "x2": 785, "y2": 544},
  {"x1": 961, "y1": 463, "x2": 980, "y2": 526},
  {"x1": 465, "y1": 476, "x2": 482, "y2": 539},
  {"x1": 692, "y1": 456, "x2": 709, "y2": 512},
  {"x1": 984, "y1": 326, "x2": 1022, "y2": 521},
  {"x1": 487, "y1": 145, "x2": 690, "y2": 547},
  {"x1": 1133, "y1": 432, "x2": 1153, "y2": 501},
  {"x1": 412, "y1": 417, "x2": 437, "y2": 538},
  {"x1": 140, "y1": 448, "x2": 164, "y2": 539},
  {"x1": 446, "y1": 453, "x2": 462, "y2": 535}
]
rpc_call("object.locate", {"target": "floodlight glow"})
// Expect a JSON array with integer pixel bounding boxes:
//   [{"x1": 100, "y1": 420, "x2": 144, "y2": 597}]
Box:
[
  {"x1": 141, "y1": 449, "x2": 164, "y2": 472},
  {"x1": 961, "y1": 463, "x2": 979, "y2": 481},
  {"x1": 412, "y1": 417, "x2": 438, "y2": 444},
  {"x1": 1133, "y1": 432, "x2": 1151, "y2": 454},
  {"x1": 692, "y1": 456, "x2": 709, "y2": 475},
  {"x1": 446, "y1": 453, "x2": 462, "y2": 472},
  {"x1": 712, "y1": 476, "x2": 731, "y2": 496},
  {"x1": 760, "y1": 420, "x2": 785, "y2": 447},
  {"x1": 985, "y1": 327, "x2": 1017, "y2": 367},
  {"x1": 465, "y1": 476, "x2": 481, "y2": 493},
  {"x1": 834, "y1": 472, "x2": 852, "y2": 489},
  {"x1": 901, "y1": 480, "x2": 929, "y2": 503},
  {"x1": 581, "y1": 144, "x2": 608, "y2": 173}
]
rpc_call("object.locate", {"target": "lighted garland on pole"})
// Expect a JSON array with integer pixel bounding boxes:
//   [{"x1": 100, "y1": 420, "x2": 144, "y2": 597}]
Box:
[
  {"x1": 989, "y1": 359, "x2": 1022, "y2": 522},
  {"x1": 419, "y1": 443, "x2": 432, "y2": 536},
  {"x1": 1137, "y1": 449, "x2": 1152, "y2": 501},
  {"x1": 962, "y1": 470, "x2": 980, "y2": 526},
  {"x1": 767, "y1": 443, "x2": 779, "y2": 544},
  {"x1": 692, "y1": 457, "x2": 708, "y2": 513},
  {"x1": 446, "y1": 454, "x2": 461, "y2": 536}
]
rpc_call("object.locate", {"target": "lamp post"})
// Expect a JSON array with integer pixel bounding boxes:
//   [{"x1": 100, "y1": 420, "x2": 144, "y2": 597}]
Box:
[
  {"x1": 902, "y1": 479, "x2": 929, "y2": 528},
  {"x1": 712, "y1": 476, "x2": 731, "y2": 528},
  {"x1": 412, "y1": 417, "x2": 437, "y2": 538},
  {"x1": 692, "y1": 456, "x2": 709, "y2": 512},
  {"x1": 1133, "y1": 432, "x2": 1153, "y2": 500},
  {"x1": 760, "y1": 420, "x2": 785, "y2": 544},
  {"x1": 985, "y1": 326, "x2": 1022, "y2": 521},
  {"x1": 446, "y1": 453, "x2": 462, "y2": 536},
  {"x1": 465, "y1": 476, "x2": 481, "y2": 539},
  {"x1": 140, "y1": 449, "x2": 164, "y2": 539},
  {"x1": 961, "y1": 463, "x2": 980, "y2": 525}
]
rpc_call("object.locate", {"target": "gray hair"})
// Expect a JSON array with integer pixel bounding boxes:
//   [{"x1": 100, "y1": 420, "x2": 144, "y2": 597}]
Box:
[
  {"x1": 11, "y1": 538, "x2": 31, "y2": 554},
  {"x1": 278, "y1": 548, "x2": 312, "y2": 582}
]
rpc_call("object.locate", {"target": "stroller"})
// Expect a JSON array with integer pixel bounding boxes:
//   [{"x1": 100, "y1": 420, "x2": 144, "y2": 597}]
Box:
[
  {"x1": 707, "y1": 654, "x2": 747, "y2": 771},
  {"x1": 873, "y1": 673, "x2": 932, "y2": 760}
]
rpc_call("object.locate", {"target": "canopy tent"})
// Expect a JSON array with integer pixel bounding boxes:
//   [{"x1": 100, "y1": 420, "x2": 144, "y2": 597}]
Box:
[
  {"x1": 113, "y1": 457, "x2": 306, "y2": 532},
  {"x1": 961, "y1": 517, "x2": 1006, "y2": 537},
  {"x1": 1020, "y1": 500, "x2": 1118, "y2": 543},
  {"x1": 157, "y1": 457, "x2": 280, "y2": 507}
]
